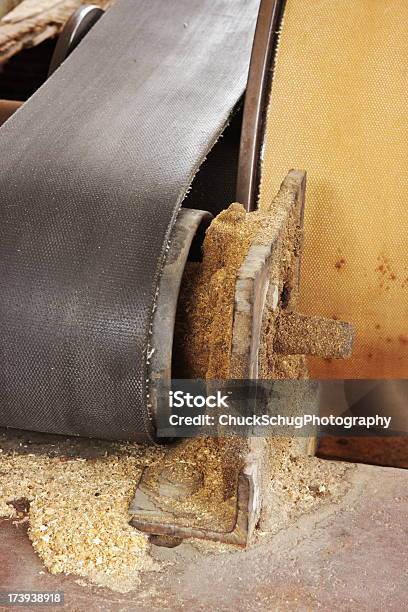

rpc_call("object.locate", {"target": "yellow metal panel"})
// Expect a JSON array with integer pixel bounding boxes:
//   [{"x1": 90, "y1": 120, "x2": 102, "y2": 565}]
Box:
[{"x1": 259, "y1": 0, "x2": 408, "y2": 378}]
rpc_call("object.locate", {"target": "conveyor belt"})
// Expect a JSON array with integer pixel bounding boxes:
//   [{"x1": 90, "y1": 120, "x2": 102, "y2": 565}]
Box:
[{"x1": 0, "y1": 0, "x2": 259, "y2": 441}]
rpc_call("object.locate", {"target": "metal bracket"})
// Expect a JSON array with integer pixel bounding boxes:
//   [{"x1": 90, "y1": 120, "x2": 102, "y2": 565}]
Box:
[
  {"x1": 48, "y1": 4, "x2": 104, "y2": 76},
  {"x1": 236, "y1": 0, "x2": 286, "y2": 211},
  {"x1": 130, "y1": 456, "x2": 260, "y2": 547}
]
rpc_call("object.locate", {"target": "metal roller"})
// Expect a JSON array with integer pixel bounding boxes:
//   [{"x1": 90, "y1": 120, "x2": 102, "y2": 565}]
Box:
[{"x1": 47, "y1": 4, "x2": 104, "y2": 77}]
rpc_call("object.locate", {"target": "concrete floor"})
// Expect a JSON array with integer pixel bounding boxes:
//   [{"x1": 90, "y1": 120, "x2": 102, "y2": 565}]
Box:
[{"x1": 0, "y1": 461, "x2": 407, "y2": 611}]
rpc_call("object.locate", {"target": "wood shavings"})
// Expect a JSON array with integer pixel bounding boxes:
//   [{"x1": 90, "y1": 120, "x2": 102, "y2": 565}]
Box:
[
  {"x1": 174, "y1": 202, "x2": 285, "y2": 379},
  {"x1": 0, "y1": 1, "x2": 21, "y2": 20},
  {"x1": 0, "y1": 444, "x2": 164, "y2": 592},
  {"x1": 175, "y1": 203, "x2": 256, "y2": 379},
  {"x1": 175, "y1": 185, "x2": 306, "y2": 380}
]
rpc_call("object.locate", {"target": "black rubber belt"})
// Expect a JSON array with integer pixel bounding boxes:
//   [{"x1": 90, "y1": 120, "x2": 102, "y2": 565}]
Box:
[{"x1": 0, "y1": 0, "x2": 259, "y2": 442}]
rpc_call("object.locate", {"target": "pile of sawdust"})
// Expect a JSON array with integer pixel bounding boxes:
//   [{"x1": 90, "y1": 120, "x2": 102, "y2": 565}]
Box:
[
  {"x1": 175, "y1": 203, "x2": 257, "y2": 378},
  {"x1": 0, "y1": 438, "x2": 351, "y2": 589},
  {"x1": 175, "y1": 193, "x2": 304, "y2": 379},
  {"x1": 0, "y1": 444, "x2": 163, "y2": 592}
]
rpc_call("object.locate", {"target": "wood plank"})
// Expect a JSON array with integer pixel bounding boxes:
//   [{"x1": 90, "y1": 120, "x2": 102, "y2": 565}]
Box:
[
  {"x1": 0, "y1": 0, "x2": 113, "y2": 62},
  {"x1": 0, "y1": 1, "x2": 22, "y2": 20}
]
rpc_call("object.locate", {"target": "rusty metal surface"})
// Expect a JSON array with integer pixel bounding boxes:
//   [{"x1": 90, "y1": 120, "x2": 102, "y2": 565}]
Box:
[
  {"x1": 148, "y1": 209, "x2": 212, "y2": 426},
  {"x1": 130, "y1": 467, "x2": 255, "y2": 547},
  {"x1": 318, "y1": 436, "x2": 408, "y2": 469},
  {"x1": 128, "y1": 171, "x2": 310, "y2": 545},
  {"x1": 236, "y1": 0, "x2": 286, "y2": 211}
]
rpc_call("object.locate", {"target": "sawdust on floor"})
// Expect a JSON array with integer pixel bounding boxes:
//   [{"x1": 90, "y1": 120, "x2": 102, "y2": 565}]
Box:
[
  {"x1": 0, "y1": 443, "x2": 164, "y2": 592},
  {"x1": 258, "y1": 437, "x2": 353, "y2": 534}
]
